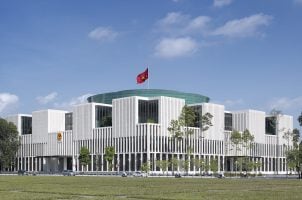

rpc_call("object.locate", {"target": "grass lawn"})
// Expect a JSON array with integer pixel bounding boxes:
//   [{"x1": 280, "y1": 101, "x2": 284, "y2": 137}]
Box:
[{"x1": 0, "y1": 176, "x2": 301, "y2": 200}]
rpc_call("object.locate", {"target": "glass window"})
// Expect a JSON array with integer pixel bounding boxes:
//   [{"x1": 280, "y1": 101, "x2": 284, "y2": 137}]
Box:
[
  {"x1": 95, "y1": 105, "x2": 112, "y2": 127},
  {"x1": 65, "y1": 113, "x2": 73, "y2": 130},
  {"x1": 21, "y1": 116, "x2": 32, "y2": 135},
  {"x1": 265, "y1": 117, "x2": 276, "y2": 135},
  {"x1": 189, "y1": 105, "x2": 202, "y2": 128},
  {"x1": 138, "y1": 100, "x2": 158, "y2": 123},
  {"x1": 224, "y1": 113, "x2": 232, "y2": 131}
]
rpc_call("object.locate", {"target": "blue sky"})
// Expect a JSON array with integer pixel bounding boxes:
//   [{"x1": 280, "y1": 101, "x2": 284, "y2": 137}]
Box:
[{"x1": 0, "y1": 0, "x2": 302, "y2": 128}]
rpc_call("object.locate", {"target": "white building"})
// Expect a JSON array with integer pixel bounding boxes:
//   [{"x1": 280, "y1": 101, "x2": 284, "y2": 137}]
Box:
[{"x1": 5, "y1": 89, "x2": 293, "y2": 174}]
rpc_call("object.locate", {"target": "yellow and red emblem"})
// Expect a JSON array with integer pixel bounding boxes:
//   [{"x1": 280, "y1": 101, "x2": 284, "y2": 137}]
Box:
[{"x1": 57, "y1": 132, "x2": 62, "y2": 141}]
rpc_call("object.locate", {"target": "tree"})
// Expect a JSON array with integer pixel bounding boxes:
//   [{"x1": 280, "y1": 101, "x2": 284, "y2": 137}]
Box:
[
  {"x1": 156, "y1": 160, "x2": 169, "y2": 175},
  {"x1": 192, "y1": 158, "x2": 205, "y2": 176},
  {"x1": 179, "y1": 105, "x2": 196, "y2": 154},
  {"x1": 104, "y1": 146, "x2": 115, "y2": 171},
  {"x1": 230, "y1": 129, "x2": 256, "y2": 175},
  {"x1": 79, "y1": 146, "x2": 90, "y2": 171},
  {"x1": 241, "y1": 129, "x2": 255, "y2": 172},
  {"x1": 169, "y1": 157, "x2": 179, "y2": 175},
  {"x1": 0, "y1": 118, "x2": 20, "y2": 171},
  {"x1": 285, "y1": 128, "x2": 302, "y2": 179},
  {"x1": 230, "y1": 130, "x2": 242, "y2": 154},
  {"x1": 209, "y1": 158, "x2": 218, "y2": 174},
  {"x1": 168, "y1": 105, "x2": 213, "y2": 175},
  {"x1": 141, "y1": 162, "x2": 150, "y2": 174}
]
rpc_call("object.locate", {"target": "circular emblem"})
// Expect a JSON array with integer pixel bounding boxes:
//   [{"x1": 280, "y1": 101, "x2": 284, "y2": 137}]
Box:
[{"x1": 57, "y1": 132, "x2": 62, "y2": 141}]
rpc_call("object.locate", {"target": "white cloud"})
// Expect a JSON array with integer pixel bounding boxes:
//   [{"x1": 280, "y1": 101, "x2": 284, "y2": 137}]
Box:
[
  {"x1": 186, "y1": 16, "x2": 211, "y2": 32},
  {"x1": 0, "y1": 93, "x2": 19, "y2": 114},
  {"x1": 269, "y1": 96, "x2": 302, "y2": 111},
  {"x1": 213, "y1": 0, "x2": 233, "y2": 7},
  {"x1": 88, "y1": 27, "x2": 118, "y2": 42},
  {"x1": 213, "y1": 13, "x2": 272, "y2": 38},
  {"x1": 36, "y1": 92, "x2": 58, "y2": 105},
  {"x1": 154, "y1": 37, "x2": 198, "y2": 58},
  {"x1": 157, "y1": 12, "x2": 210, "y2": 35},
  {"x1": 158, "y1": 12, "x2": 189, "y2": 27},
  {"x1": 54, "y1": 93, "x2": 93, "y2": 110}
]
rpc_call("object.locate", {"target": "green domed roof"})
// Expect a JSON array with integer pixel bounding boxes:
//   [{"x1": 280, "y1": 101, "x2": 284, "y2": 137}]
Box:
[{"x1": 87, "y1": 89, "x2": 209, "y2": 105}]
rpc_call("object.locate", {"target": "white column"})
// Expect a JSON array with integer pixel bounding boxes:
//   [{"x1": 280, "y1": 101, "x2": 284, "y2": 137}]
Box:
[
  {"x1": 64, "y1": 157, "x2": 67, "y2": 170},
  {"x1": 27, "y1": 157, "x2": 30, "y2": 171},
  {"x1": 72, "y1": 156, "x2": 76, "y2": 171},
  {"x1": 31, "y1": 157, "x2": 34, "y2": 171},
  {"x1": 218, "y1": 156, "x2": 221, "y2": 172},
  {"x1": 39, "y1": 157, "x2": 42, "y2": 171},
  {"x1": 77, "y1": 156, "x2": 80, "y2": 172},
  {"x1": 123, "y1": 154, "x2": 125, "y2": 172},
  {"x1": 17, "y1": 157, "x2": 20, "y2": 171},
  {"x1": 91, "y1": 155, "x2": 94, "y2": 171}
]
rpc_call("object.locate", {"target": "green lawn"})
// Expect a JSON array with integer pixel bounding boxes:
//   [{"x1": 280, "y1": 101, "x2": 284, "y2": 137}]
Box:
[{"x1": 0, "y1": 176, "x2": 301, "y2": 200}]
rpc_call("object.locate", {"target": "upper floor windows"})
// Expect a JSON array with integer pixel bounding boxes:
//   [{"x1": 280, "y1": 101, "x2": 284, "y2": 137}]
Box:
[
  {"x1": 138, "y1": 100, "x2": 158, "y2": 123},
  {"x1": 65, "y1": 113, "x2": 73, "y2": 130},
  {"x1": 265, "y1": 117, "x2": 276, "y2": 135},
  {"x1": 95, "y1": 105, "x2": 112, "y2": 127},
  {"x1": 224, "y1": 113, "x2": 233, "y2": 131},
  {"x1": 21, "y1": 116, "x2": 32, "y2": 135}
]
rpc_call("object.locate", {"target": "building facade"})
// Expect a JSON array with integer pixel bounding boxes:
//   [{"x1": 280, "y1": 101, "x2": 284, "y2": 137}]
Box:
[{"x1": 5, "y1": 89, "x2": 293, "y2": 174}]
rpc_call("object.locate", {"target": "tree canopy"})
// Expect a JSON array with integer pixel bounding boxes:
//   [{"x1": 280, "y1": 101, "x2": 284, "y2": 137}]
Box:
[
  {"x1": 0, "y1": 118, "x2": 20, "y2": 171},
  {"x1": 104, "y1": 146, "x2": 115, "y2": 171},
  {"x1": 167, "y1": 105, "x2": 213, "y2": 174},
  {"x1": 79, "y1": 146, "x2": 90, "y2": 171}
]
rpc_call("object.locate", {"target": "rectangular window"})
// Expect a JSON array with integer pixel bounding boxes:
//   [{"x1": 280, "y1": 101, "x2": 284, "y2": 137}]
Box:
[
  {"x1": 21, "y1": 116, "x2": 32, "y2": 135},
  {"x1": 138, "y1": 100, "x2": 158, "y2": 123},
  {"x1": 224, "y1": 113, "x2": 233, "y2": 131},
  {"x1": 189, "y1": 105, "x2": 202, "y2": 128},
  {"x1": 95, "y1": 105, "x2": 112, "y2": 128},
  {"x1": 265, "y1": 117, "x2": 276, "y2": 135},
  {"x1": 65, "y1": 113, "x2": 73, "y2": 130}
]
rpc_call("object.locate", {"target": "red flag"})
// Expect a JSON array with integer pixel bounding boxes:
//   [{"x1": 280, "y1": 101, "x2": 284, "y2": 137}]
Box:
[{"x1": 136, "y1": 68, "x2": 148, "y2": 84}]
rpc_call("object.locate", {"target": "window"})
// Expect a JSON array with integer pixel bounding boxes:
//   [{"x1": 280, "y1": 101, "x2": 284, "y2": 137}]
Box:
[
  {"x1": 65, "y1": 113, "x2": 73, "y2": 130},
  {"x1": 224, "y1": 113, "x2": 232, "y2": 131},
  {"x1": 189, "y1": 105, "x2": 202, "y2": 128},
  {"x1": 265, "y1": 117, "x2": 276, "y2": 135},
  {"x1": 95, "y1": 105, "x2": 112, "y2": 127},
  {"x1": 21, "y1": 116, "x2": 32, "y2": 135},
  {"x1": 138, "y1": 100, "x2": 158, "y2": 123}
]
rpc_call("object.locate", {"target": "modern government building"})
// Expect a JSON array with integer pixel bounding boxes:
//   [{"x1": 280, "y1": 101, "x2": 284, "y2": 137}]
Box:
[{"x1": 5, "y1": 89, "x2": 293, "y2": 175}]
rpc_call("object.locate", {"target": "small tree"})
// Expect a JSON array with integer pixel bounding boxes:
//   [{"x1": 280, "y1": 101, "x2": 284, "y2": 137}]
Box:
[
  {"x1": 192, "y1": 158, "x2": 205, "y2": 176},
  {"x1": 169, "y1": 157, "x2": 179, "y2": 175},
  {"x1": 141, "y1": 162, "x2": 150, "y2": 174},
  {"x1": 157, "y1": 160, "x2": 169, "y2": 175},
  {"x1": 241, "y1": 129, "x2": 255, "y2": 172},
  {"x1": 0, "y1": 118, "x2": 20, "y2": 171},
  {"x1": 104, "y1": 146, "x2": 115, "y2": 171},
  {"x1": 79, "y1": 146, "x2": 90, "y2": 171},
  {"x1": 168, "y1": 105, "x2": 213, "y2": 175},
  {"x1": 285, "y1": 128, "x2": 302, "y2": 178},
  {"x1": 230, "y1": 130, "x2": 242, "y2": 175},
  {"x1": 209, "y1": 158, "x2": 219, "y2": 174}
]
